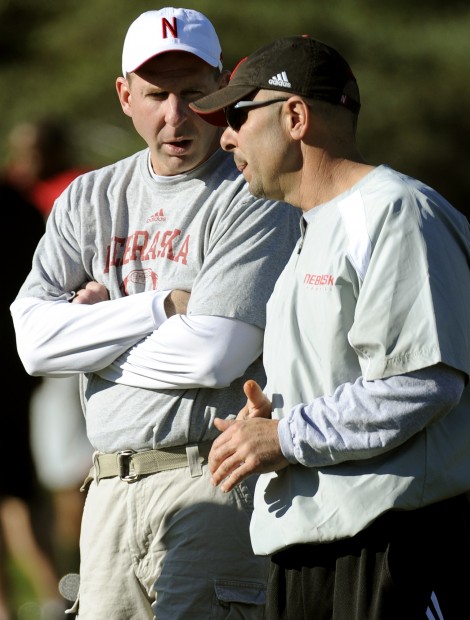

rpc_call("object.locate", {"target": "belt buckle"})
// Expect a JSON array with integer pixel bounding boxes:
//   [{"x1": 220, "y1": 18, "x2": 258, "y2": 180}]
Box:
[{"x1": 117, "y1": 449, "x2": 138, "y2": 483}]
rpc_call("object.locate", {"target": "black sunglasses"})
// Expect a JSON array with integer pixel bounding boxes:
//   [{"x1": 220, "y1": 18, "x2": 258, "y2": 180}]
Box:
[{"x1": 224, "y1": 98, "x2": 289, "y2": 131}]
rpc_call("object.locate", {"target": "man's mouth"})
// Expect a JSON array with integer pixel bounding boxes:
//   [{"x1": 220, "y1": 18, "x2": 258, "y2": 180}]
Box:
[
  {"x1": 234, "y1": 157, "x2": 247, "y2": 172},
  {"x1": 166, "y1": 139, "x2": 192, "y2": 149}
]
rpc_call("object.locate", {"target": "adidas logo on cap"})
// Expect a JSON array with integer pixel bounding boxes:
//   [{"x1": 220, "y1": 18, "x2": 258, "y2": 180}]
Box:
[{"x1": 268, "y1": 71, "x2": 291, "y2": 88}]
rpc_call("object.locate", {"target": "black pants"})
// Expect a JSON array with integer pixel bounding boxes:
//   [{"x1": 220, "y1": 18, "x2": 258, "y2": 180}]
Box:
[{"x1": 267, "y1": 494, "x2": 470, "y2": 619}]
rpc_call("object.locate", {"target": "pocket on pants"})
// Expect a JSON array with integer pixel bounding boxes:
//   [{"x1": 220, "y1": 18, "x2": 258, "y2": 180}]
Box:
[{"x1": 213, "y1": 580, "x2": 266, "y2": 619}]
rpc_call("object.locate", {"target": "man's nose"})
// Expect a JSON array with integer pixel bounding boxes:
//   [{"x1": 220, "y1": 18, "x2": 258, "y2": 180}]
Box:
[
  {"x1": 220, "y1": 126, "x2": 236, "y2": 151},
  {"x1": 164, "y1": 94, "x2": 188, "y2": 127}
]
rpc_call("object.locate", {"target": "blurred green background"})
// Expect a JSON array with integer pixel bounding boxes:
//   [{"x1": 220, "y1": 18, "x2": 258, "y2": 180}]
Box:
[{"x1": 1, "y1": 0, "x2": 469, "y2": 215}]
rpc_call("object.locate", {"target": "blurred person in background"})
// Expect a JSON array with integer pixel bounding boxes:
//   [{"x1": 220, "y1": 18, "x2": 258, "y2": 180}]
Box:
[
  {"x1": 0, "y1": 177, "x2": 65, "y2": 620},
  {"x1": 5, "y1": 119, "x2": 88, "y2": 219},
  {"x1": 4, "y1": 118, "x2": 93, "y2": 583}
]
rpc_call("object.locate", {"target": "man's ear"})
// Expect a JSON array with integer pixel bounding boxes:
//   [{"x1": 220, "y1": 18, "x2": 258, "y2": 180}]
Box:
[
  {"x1": 286, "y1": 97, "x2": 309, "y2": 140},
  {"x1": 116, "y1": 76, "x2": 132, "y2": 118}
]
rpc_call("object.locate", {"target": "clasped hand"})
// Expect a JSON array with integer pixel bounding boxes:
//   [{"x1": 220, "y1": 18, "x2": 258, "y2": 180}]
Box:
[{"x1": 209, "y1": 380, "x2": 289, "y2": 493}]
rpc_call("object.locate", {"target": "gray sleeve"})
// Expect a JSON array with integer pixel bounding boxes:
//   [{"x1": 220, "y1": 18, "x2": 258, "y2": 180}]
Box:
[
  {"x1": 279, "y1": 363, "x2": 465, "y2": 466},
  {"x1": 188, "y1": 197, "x2": 300, "y2": 328}
]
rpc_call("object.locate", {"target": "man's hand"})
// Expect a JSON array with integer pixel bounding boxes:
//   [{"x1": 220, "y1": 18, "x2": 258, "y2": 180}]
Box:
[
  {"x1": 209, "y1": 380, "x2": 289, "y2": 493},
  {"x1": 235, "y1": 379, "x2": 272, "y2": 420},
  {"x1": 71, "y1": 281, "x2": 109, "y2": 304},
  {"x1": 164, "y1": 289, "x2": 190, "y2": 317}
]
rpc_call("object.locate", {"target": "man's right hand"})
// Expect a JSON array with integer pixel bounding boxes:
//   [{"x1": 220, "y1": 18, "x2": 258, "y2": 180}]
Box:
[{"x1": 208, "y1": 380, "x2": 287, "y2": 493}]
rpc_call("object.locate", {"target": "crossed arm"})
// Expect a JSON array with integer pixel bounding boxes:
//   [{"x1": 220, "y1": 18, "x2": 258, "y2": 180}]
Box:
[{"x1": 11, "y1": 281, "x2": 263, "y2": 390}]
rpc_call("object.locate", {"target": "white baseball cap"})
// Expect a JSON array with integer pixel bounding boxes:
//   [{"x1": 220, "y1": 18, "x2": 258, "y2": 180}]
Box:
[{"x1": 122, "y1": 7, "x2": 223, "y2": 76}]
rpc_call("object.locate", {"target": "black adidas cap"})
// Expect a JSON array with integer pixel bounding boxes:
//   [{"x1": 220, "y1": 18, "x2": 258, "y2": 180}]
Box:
[{"x1": 190, "y1": 35, "x2": 360, "y2": 126}]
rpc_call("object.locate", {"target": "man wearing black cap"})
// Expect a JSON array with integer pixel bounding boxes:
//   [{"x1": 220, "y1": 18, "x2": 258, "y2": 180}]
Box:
[
  {"x1": 191, "y1": 36, "x2": 470, "y2": 619},
  {"x1": 10, "y1": 10, "x2": 300, "y2": 620}
]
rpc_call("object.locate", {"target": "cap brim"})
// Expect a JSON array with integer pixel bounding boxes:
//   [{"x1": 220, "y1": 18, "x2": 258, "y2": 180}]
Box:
[
  {"x1": 190, "y1": 84, "x2": 257, "y2": 127},
  {"x1": 191, "y1": 109, "x2": 228, "y2": 127}
]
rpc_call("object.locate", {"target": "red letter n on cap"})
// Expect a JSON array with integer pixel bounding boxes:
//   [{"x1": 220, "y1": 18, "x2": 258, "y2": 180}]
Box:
[{"x1": 162, "y1": 17, "x2": 177, "y2": 39}]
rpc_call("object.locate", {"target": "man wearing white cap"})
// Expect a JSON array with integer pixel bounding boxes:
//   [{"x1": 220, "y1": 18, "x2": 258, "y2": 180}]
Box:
[{"x1": 10, "y1": 8, "x2": 300, "y2": 619}]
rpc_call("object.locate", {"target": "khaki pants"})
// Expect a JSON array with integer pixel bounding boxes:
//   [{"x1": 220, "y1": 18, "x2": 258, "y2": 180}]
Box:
[{"x1": 70, "y1": 462, "x2": 268, "y2": 619}]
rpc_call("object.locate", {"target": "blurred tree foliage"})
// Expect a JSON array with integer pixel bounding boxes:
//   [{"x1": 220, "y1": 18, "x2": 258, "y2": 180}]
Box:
[{"x1": 0, "y1": 0, "x2": 468, "y2": 215}]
